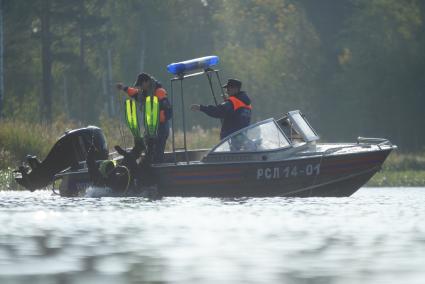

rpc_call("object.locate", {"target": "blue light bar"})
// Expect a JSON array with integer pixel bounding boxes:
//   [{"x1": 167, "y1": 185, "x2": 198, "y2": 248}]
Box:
[{"x1": 167, "y1": 55, "x2": 219, "y2": 75}]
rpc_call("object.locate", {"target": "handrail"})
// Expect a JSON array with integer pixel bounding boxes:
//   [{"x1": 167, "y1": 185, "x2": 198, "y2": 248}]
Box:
[
  {"x1": 169, "y1": 68, "x2": 222, "y2": 164},
  {"x1": 357, "y1": 137, "x2": 388, "y2": 144},
  {"x1": 357, "y1": 137, "x2": 395, "y2": 150}
]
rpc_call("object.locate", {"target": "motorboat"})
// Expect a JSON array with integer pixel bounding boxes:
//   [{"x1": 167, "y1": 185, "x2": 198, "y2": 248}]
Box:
[
  {"x1": 15, "y1": 56, "x2": 396, "y2": 197},
  {"x1": 150, "y1": 111, "x2": 395, "y2": 197}
]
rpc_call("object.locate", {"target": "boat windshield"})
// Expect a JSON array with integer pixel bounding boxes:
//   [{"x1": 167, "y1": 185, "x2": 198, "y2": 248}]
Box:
[
  {"x1": 211, "y1": 119, "x2": 290, "y2": 153},
  {"x1": 287, "y1": 110, "x2": 319, "y2": 142}
]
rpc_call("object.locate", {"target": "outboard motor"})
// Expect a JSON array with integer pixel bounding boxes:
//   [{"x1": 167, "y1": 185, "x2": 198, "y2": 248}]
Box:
[{"x1": 15, "y1": 126, "x2": 108, "y2": 191}]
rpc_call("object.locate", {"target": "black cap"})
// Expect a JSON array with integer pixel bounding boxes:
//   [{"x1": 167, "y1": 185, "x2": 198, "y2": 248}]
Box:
[
  {"x1": 222, "y1": 78, "x2": 242, "y2": 89},
  {"x1": 134, "y1": 73, "x2": 151, "y2": 87}
]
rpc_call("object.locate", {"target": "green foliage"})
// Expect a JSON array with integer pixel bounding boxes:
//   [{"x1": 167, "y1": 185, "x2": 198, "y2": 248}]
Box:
[
  {"x1": 172, "y1": 126, "x2": 220, "y2": 150},
  {"x1": 98, "y1": 113, "x2": 135, "y2": 150},
  {"x1": 0, "y1": 118, "x2": 79, "y2": 169},
  {"x1": 325, "y1": 0, "x2": 425, "y2": 148},
  {"x1": 1, "y1": 0, "x2": 424, "y2": 152},
  {"x1": 0, "y1": 149, "x2": 13, "y2": 170},
  {"x1": 382, "y1": 152, "x2": 425, "y2": 171},
  {"x1": 367, "y1": 151, "x2": 425, "y2": 186},
  {"x1": 214, "y1": 1, "x2": 323, "y2": 120}
]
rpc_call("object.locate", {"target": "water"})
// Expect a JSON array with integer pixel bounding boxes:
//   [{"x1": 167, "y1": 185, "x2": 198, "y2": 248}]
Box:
[{"x1": 0, "y1": 187, "x2": 425, "y2": 284}]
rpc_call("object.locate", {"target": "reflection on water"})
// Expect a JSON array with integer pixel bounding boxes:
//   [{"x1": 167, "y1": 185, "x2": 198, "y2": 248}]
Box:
[{"x1": 1, "y1": 188, "x2": 425, "y2": 283}]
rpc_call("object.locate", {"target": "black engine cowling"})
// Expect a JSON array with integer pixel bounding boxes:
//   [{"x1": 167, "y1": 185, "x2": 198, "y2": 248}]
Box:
[{"x1": 15, "y1": 126, "x2": 108, "y2": 191}]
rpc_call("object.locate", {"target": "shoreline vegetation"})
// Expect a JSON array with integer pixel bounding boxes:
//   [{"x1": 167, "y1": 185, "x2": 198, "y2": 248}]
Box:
[
  {"x1": 1, "y1": 119, "x2": 424, "y2": 190},
  {"x1": 365, "y1": 153, "x2": 425, "y2": 187}
]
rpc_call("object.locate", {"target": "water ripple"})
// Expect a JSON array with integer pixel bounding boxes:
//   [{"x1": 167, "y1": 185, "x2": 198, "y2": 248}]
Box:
[{"x1": 0, "y1": 188, "x2": 425, "y2": 283}]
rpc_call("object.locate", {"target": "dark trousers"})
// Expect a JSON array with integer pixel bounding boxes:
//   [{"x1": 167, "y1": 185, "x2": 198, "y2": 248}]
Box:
[{"x1": 152, "y1": 121, "x2": 169, "y2": 163}]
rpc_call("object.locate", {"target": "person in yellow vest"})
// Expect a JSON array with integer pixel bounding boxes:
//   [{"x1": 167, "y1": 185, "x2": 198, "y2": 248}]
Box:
[
  {"x1": 191, "y1": 78, "x2": 252, "y2": 139},
  {"x1": 117, "y1": 73, "x2": 172, "y2": 163}
]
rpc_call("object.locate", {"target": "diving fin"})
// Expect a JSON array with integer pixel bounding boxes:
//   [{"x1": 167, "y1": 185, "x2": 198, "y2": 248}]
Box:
[
  {"x1": 143, "y1": 95, "x2": 160, "y2": 139},
  {"x1": 125, "y1": 98, "x2": 141, "y2": 138}
]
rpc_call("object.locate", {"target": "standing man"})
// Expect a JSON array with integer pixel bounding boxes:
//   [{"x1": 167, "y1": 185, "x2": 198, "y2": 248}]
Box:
[
  {"x1": 117, "y1": 73, "x2": 172, "y2": 163},
  {"x1": 191, "y1": 78, "x2": 252, "y2": 140}
]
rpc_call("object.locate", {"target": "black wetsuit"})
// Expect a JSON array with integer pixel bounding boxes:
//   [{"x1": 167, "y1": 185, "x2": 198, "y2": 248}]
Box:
[{"x1": 200, "y1": 91, "x2": 252, "y2": 139}]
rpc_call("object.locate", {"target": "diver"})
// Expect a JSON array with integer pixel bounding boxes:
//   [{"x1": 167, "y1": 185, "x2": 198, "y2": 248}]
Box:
[
  {"x1": 116, "y1": 73, "x2": 172, "y2": 163},
  {"x1": 86, "y1": 136, "x2": 157, "y2": 194},
  {"x1": 113, "y1": 137, "x2": 156, "y2": 187},
  {"x1": 86, "y1": 145, "x2": 131, "y2": 193},
  {"x1": 191, "y1": 78, "x2": 252, "y2": 140}
]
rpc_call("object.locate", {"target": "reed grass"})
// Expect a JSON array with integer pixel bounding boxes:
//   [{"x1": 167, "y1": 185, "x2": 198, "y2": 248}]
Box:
[
  {"x1": 381, "y1": 152, "x2": 425, "y2": 171},
  {"x1": 368, "y1": 170, "x2": 425, "y2": 187},
  {"x1": 0, "y1": 168, "x2": 19, "y2": 190},
  {"x1": 0, "y1": 118, "x2": 79, "y2": 169},
  {"x1": 366, "y1": 152, "x2": 425, "y2": 187}
]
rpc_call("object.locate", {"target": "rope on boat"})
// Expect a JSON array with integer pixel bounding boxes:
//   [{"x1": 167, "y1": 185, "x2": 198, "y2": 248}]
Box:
[{"x1": 116, "y1": 90, "x2": 129, "y2": 149}]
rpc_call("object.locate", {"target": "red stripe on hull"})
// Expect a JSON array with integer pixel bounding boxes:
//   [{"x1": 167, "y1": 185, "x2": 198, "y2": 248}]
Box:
[
  {"x1": 171, "y1": 169, "x2": 242, "y2": 177},
  {"x1": 174, "y1": 178, "x2": 241, "y2": 185}
]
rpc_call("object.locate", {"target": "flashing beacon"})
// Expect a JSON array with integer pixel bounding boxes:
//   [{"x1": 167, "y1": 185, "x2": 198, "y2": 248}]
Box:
[{"x1": 167, "y1": 55, "x2": 219, "y2": 75}]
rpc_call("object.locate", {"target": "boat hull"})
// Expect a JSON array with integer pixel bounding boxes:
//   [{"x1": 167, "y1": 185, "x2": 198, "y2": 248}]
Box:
[
  {"x1": 58, "y1": 148, "x2": 392, "y2": 198},
  {"x1": 154, "y1": 149, "x2": 392, "y2": 197}
]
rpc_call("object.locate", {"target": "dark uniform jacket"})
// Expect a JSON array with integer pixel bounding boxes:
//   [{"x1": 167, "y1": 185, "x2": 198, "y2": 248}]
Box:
[{"x1": 200, "y1": 91, "x2": 252, "y2": 139}]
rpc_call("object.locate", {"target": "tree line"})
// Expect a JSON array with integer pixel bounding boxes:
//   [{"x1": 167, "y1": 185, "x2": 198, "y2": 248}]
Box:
[{"x1": 1, "y1": 0, "x2": 424, "y2": 151}]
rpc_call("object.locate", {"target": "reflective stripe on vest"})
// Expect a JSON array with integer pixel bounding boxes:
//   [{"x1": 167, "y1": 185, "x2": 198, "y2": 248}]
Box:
[
  {"x1": 144, "y1": 95, "x2": 159, "y2": 138},
  {"x1": 227, "y1": 96, "x2": 252, "y2": 111}
]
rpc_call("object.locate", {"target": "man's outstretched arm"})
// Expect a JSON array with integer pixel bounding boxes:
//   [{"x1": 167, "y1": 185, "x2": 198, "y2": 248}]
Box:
[{"x1": 191, "y1": 101, "x2": 232, "y2": 118}]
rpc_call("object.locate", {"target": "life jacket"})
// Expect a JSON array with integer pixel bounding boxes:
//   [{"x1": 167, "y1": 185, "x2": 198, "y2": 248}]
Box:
[
  {"x1": 126, "y1": 87, "x2": 168, "y2": 123},
  {"x1": 227, "y1": 96, "x2": 252, "y2": 111}
]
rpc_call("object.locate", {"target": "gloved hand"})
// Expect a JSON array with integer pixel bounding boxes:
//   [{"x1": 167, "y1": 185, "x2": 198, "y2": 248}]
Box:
[
  {"x1": 114, "y1": 145, "x2": 128, "y2": 156},
  {"x1": 116, "y1": 83, "x2": 124, "y2": 90},
  {"x1": 190, "y1": 104, "x2": 201, "y2": 111}
]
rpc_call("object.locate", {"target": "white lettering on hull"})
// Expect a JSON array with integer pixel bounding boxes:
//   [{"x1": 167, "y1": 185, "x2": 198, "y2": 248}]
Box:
[{"x1": 256, "y1": 164, "x2": 320, "y2": 180}]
